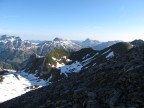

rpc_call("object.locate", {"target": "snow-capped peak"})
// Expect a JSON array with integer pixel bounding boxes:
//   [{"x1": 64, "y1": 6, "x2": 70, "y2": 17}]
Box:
[{"x1": 0, "y1": 35, "x2": 35, "y2": 49}]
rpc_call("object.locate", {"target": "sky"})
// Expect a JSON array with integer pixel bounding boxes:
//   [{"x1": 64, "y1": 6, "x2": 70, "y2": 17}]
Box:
[{"x1": 0, "y1": 0, "x2": 144, "y2": 41}]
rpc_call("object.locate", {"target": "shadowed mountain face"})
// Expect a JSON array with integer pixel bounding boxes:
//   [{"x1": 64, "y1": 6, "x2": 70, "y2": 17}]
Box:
[
  {"x1": 130, "y1": 39, "x2": 144, "y2": 46},
  {"x1": 1, "y1": 43, "x2": 143, "y2": 108}
]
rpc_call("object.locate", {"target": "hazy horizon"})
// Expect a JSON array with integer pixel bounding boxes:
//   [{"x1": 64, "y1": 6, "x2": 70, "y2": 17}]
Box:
[{"x1": 0, "y1": 0, "x2": 144, "y2": 41}]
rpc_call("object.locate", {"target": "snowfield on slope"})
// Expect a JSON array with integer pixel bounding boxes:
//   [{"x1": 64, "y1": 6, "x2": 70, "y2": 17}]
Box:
[
  {"x1": 58, "y1": 61, "x2": 83, "y2": 77},
  {"x1": 106, "y1": 51, "x2": 114, "y2": 58},
  {"x1": 0, "y1": 70, "x2": 47, "y2": 103},
  {"x1": 51, "y1": 57, "x2": 83, "y2": 76},
  {"x1": 51, "y1": 49, "x2": 115, "y2": 77}
]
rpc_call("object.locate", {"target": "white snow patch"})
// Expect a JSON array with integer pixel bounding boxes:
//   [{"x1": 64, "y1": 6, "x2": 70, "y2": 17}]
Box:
[
  {"x1": 0, "y1": 70, "x2": 47, "y2": 103},
  {"x1": 102, "y1": 49, "x2": 111, "y2": 55},
  {"x1": 49, "y1": 56, "x2": 82, "y2": 76},
  {"x1": 92, "y1": 63, "x2": 97, "y2": 66},
  {"x1": 19, "y1": 71, "x2": 47, "y2": 86},
  {"x1": 66, "y1": 59, "x2": 71, "y2": 62},
  {"x1": 52, "y1": 65, "x2": 55, "y2": 67},
  {"x1": 62, "y1": 56, "x2": 67, "y2": 59},
  {"x1": 52, "y1": 57, "x2": 56, "y2": 60},
  {"x1": 57, "y1": 59, "x2": 62, "y2": 61},
  {"x1": 9, "y1": 38, "x2": 15, "y2": 42},
  {"x1": 47, "y1": 74, "x2": 52, "y2": 82},
  {"x1": 32, "y1": 42, "x2": 39, "y2": 45},
  {"x1": 24, "y1": 40, "x2": 31, "y2": 43},
  {"x1": 56, "y1": 61, "x2": 65, "y2": 68},
  {"x1": 3, "y1": 69, "x2": 16, "y2": 72},
  {"x1": 0, "y1": 40, "x2": 8, "y2": 43},
  {"x1": 82, "y1": 53, "x2": 99, "y2": 65},
  {"x1": 106, "y1": 51, "x2": 114, "y2": 58},
  {"x1": 59, "y1": 61, "x2": 83, "y2": 76},
  {"x1": 82, "y1": 54, "x2": 90, "y2": 59},
  {"x1": 37, "y1": 55, "x2": 44, "y2": 58}
]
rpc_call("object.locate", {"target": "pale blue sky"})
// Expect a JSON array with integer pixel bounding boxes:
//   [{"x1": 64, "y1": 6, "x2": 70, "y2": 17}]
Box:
[{"x1": 0, "y1": 0, "x2": 144, "y2": 41}]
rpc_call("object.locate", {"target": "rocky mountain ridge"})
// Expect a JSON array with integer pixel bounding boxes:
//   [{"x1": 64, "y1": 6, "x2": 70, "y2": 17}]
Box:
[
  {"x1": 0, "y1": 42, "x2": 143, "y2": 108},
  {"x1": 130, "y1": 39, "x2": 144, "y2": 46},
  {"x1": 22, "y1": 42, "x2": 134, "y2": 81}
]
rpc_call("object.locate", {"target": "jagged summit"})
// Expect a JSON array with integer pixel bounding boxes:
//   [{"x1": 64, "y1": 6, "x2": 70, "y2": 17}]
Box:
[
  {"x1": 53, "y1": 37, "x2": 63, "y2": 41},
  {"x1": 37, "y1": 38, "x2": 81, "y2": 56},
  {"x1": 0, "y1": 35, "x2": 20, "y2": 40},
  {"x1": 0, "y1": 35, "x2": 32, "y2": 49},
  {"x1": 84, "y1": 38, "x2": 91, "y2": 42}
]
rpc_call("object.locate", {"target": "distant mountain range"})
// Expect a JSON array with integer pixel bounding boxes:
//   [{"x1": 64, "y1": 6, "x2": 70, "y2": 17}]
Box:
[
  {"x1": 72, "y1": 38, "x2": 122, "y2": 50},
  {"x1": 31, "y1": 38, "x2": 122, "y2": 50},
  {"x1": 0, "y1": 35, "x2": 81, "y2": 69},
  {"x1": 0, "y1": 35, "x2": 143, "y2": 70},
  {"x1": 72, "y1": 38, "x2": 101, "y2": 48}
]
